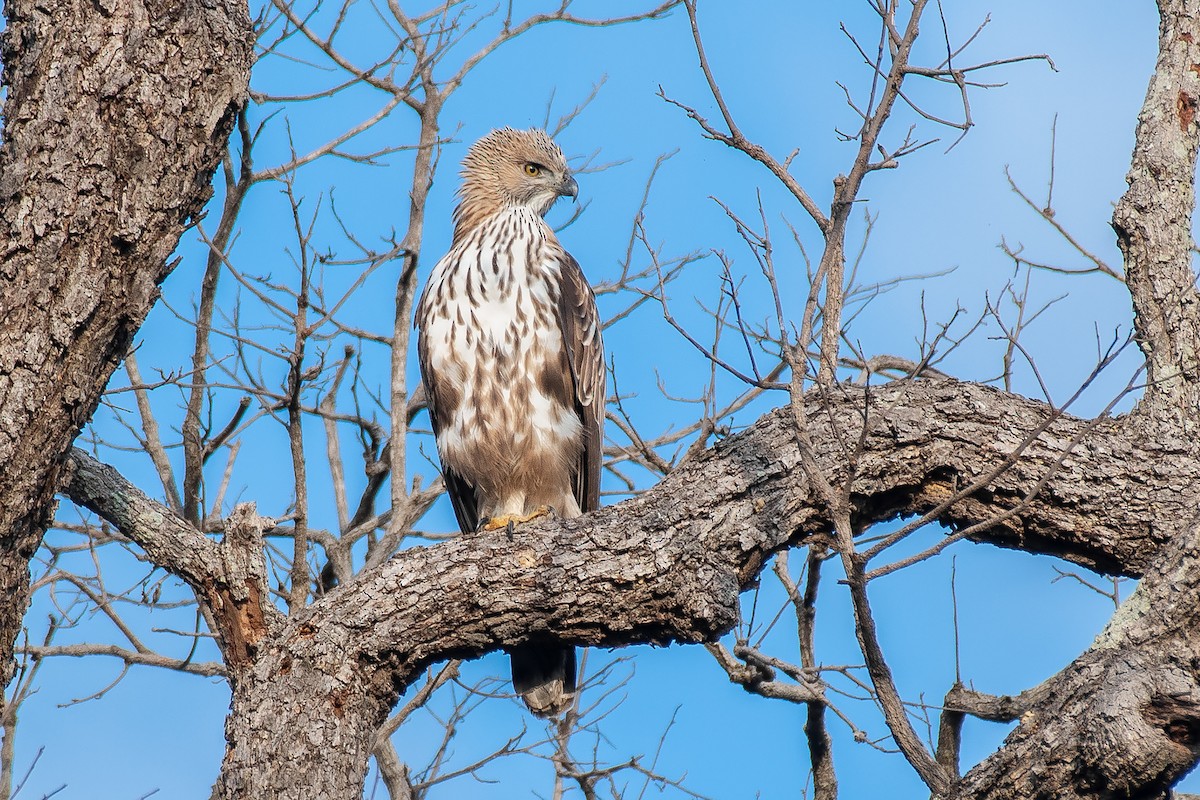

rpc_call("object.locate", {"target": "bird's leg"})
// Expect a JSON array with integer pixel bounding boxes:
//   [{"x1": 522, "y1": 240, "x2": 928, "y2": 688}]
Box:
[{"x1": 481, "y1": 505, "x2": 557, "y2": 532}]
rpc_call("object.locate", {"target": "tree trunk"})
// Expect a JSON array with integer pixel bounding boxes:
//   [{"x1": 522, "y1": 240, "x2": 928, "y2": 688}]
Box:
[
  {"x1": 1113, "y1": 0, "x2": 1200, "y2": 421},
  {"x1": 0, "y1": 0, "x2": 253, "y2": 696},
  {"x1": 209, "y1": 646, "x2": 395, "y2": 798}
]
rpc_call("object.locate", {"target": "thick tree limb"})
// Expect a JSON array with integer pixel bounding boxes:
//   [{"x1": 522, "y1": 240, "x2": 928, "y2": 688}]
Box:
[
  {"x1": 65, "y1": 452, "x2": 223, "y2": 589},
  {"x1": 66, "y1": 453, "x2": 281, "y2": 671},
  {"x1": 66, "y1": 376, "x2": 1200, "y2": 663},
  {"x1": 69, "y1": 377, "x2": 1195, "y2": 662}
]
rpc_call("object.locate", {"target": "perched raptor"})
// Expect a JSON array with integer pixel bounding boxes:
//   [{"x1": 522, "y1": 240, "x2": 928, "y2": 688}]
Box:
[{"x1": 414, "y1": 128, "x2": 604, "y2": 717}]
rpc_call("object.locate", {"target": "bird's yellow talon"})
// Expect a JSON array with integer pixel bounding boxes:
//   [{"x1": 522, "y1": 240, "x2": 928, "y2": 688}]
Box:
[
  {"x1": 482, "y1": 515, "x2": 515, "y2": 532},
  {"x1": 522, "y1": 505, "x2": 553, "y2": 523},
  {"x1": 481, "y1": 506, "x2": 555, "y2": 531}
]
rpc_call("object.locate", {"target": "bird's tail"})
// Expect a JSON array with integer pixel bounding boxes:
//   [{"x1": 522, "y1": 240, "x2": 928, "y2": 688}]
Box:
[{"x1": 510, "y1": 644, "x2": 576, "y2": 718}]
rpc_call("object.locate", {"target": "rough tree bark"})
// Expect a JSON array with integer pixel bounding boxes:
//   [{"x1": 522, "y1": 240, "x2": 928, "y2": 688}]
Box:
[
  {"x1": 1113, "y1": 0, "x2": 1200, "y2": 421},
  {"x1": 958, "y1": 517, "x2": 1200, "y2": 798},
  {"x1": 0, "y1": 0, "x2": 254, "y2": 699}
]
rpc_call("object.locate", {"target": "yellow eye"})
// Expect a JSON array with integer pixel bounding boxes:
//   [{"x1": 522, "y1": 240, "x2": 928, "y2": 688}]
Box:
[{"x1": 523, "y1": 163, "x2": 542, "y2": 177}]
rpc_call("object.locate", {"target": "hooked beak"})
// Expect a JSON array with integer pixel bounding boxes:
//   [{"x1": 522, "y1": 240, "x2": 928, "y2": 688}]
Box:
[{"x1": 559, "y1": 175, "x2": 579, "y2": 201}]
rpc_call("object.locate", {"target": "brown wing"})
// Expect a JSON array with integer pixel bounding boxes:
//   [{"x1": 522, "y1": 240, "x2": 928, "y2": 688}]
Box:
[
  {"x1": 415, "y1": 287, "x2": 481, "y2": 534},
  {"x1": 556, "y1": 250, "x2": 605, "y2": 513}
]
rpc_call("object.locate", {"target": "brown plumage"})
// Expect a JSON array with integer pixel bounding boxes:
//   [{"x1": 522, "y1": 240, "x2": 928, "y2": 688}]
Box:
[{"x1": 414, "y1": 128, "x2": 604, "y2": 717}]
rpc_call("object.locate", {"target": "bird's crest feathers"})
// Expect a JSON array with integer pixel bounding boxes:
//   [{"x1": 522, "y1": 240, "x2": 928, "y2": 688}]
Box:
[{"x1": 453, "y1": 128, "x2": 575, "y2": 239}]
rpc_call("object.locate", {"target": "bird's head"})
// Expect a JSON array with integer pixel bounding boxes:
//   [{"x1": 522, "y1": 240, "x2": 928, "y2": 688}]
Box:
[{"x1": 455, "y1": 128, "x2": 577, "y2": 232}]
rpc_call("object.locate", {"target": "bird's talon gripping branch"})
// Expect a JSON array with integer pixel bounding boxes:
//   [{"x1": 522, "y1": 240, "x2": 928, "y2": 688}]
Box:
[{"x1": 481, "y1": 505, "x2": 555, "y2": 532}]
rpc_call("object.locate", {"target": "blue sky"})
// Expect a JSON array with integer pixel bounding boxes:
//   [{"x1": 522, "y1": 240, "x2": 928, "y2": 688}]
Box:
[{"x1": 11, "y1": 1, "x2": 1186, "y2": 797}]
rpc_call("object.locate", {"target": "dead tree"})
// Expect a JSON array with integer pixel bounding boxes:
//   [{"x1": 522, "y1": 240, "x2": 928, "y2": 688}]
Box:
[{"x1": 6, "y1": 0, "x2": 1200, "y2": 798}]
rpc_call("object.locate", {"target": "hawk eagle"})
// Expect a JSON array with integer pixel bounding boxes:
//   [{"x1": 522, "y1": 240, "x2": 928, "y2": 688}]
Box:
[{"x1": 415, "y1": 128, "x2": 604, "y2": 717}]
